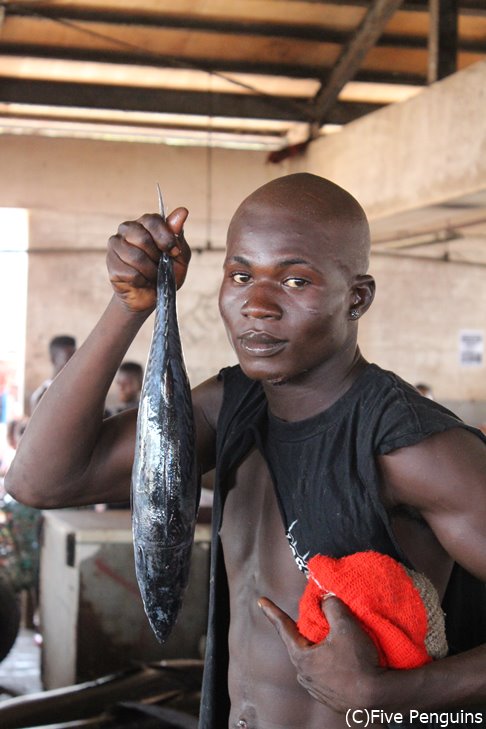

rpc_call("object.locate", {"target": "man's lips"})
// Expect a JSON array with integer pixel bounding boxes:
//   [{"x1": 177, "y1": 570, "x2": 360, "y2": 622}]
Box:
[{"x1": 238, "y1": 331, "x2": 287, "y2": 356}]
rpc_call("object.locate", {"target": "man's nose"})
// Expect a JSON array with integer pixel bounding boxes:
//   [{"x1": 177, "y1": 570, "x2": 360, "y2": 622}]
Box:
[{"x1": 240, "y1": 285, "x2": 282, "y2": 319}]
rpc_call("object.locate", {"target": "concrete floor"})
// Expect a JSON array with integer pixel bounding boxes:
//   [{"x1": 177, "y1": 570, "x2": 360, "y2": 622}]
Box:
[{"x1": 0, "y1": 628, "x2": 42, "y2": 703}]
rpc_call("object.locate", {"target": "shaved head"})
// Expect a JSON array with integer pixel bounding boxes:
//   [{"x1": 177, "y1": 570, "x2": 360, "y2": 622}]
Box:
[{"x1": 227, "y1": 173, "x2": 371, "y2": 278}]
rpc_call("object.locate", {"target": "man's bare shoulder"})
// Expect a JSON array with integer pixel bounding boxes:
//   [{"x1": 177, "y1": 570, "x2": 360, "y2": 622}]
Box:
[
  {"x1": 379, "y1": 426, "x2": 485, "y2": 501},
  {"x1": 378, "y1": 426, "x2": 486, "y2": 579}
]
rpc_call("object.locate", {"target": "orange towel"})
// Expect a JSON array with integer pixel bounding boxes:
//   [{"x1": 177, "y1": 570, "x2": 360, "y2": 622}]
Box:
[{"x1": 297, "y1": 551, "x2": 447, "y2": 669}]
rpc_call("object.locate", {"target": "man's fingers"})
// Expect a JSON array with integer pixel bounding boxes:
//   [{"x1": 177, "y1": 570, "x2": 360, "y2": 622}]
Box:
[
  {"x1": 321, "y1": 596, "x2": 380, "y2": 664},
  {"x1": 167, "y1": 206, "x2": 189, "y2": 236},
  {"x1": 258, "y1": 597, "x2": 311, "y2": 651},
  {"x1": 167, "y1": 207, "x2": 191, "y2": 262},
  {"x1": 320, "y1": 595, "x2": 360, "y2": 637},
  {"x1": 320, "y1": 595, "x2": 350, "y2": 621}
]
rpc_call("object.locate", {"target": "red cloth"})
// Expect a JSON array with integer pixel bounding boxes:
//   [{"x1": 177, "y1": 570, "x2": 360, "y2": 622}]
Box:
[{"x1": 297, "y1": 551, "x2": 431, "y2": 669}]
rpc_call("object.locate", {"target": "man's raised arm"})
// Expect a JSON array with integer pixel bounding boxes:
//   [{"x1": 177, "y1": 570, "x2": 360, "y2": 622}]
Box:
[{"x1": 5, "y1": 206, "x2": 190, "y2": 509}]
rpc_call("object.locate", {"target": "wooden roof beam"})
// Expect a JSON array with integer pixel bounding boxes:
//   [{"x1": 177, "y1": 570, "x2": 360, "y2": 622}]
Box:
[
  {"x1": 2, "y1": 6, "x2": 484, "y2": 52},
  {"x1": 310, "y1": 0, "x2": 404, "y2": 133},
  {"x1": 0, "y1": 77, "x2": 382, "y2": 124},
  {"x1": 0, "y1": 45, "x2": 427, "y2": 86},
  {"x1": 427, "y1": 0, "x2": 459, "y2": 83}
]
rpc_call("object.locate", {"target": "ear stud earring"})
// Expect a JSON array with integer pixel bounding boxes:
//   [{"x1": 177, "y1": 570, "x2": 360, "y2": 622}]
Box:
[{"x1": 349, "y1": 309, "x2": 360, "y2": 320}]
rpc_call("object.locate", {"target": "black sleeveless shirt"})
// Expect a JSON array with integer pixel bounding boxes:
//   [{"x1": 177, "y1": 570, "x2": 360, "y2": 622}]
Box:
[{"x1": 198, "y1": 363, "x2": 486, "y2": 729}]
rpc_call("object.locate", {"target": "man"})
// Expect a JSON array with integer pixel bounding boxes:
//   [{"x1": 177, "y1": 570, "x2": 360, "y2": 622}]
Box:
[
  {"x1": 6, "y1": 174, "x2": 486, "y2": 729},
  {"x1": 30, "y1": 334, "x2": 77, "y2": 413},
  {"x1": 114, "y1": 360, "x2": 143, "y2": 412},
  {"x1": 415, "y1": 383, "x2": 434, "y2": 400}
]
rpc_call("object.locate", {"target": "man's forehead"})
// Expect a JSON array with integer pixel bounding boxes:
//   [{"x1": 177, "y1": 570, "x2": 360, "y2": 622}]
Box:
[
  {"x1": 224, "y1": 238, "x2": 350, "y2": 278},
  {"x1": 225, "y1": 250, "x2": 322, "y2": 269},
  {"x1": 226, "y1": 223, "x2": 366, "y2": 284},
  {"x1": 226, "y1": 211, "x2": 338, "y2": 256}
]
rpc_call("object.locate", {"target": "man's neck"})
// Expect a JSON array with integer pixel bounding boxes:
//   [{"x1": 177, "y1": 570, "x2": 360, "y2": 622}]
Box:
[{"x1": 261, "y1": 349, "x2": 368, "y2": 423}]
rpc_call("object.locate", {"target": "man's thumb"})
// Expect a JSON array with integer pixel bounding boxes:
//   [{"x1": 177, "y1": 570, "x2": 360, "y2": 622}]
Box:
[
  {"x1": 320, "y1": 595, "x2": 354, "y2": 627},
  {"x1": 167, "y1": 206, "x2": 189, "y2": 236}
]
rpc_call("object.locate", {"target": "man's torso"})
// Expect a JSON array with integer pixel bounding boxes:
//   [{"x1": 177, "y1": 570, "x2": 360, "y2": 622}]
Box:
[{"x1": 204, "y1": 364, "x2": 484, "y2": 729}]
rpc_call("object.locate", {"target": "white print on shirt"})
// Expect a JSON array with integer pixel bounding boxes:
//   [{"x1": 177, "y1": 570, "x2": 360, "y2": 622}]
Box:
[{"x1": 286, "y1": 520, "x2": 310, "y2": 575}]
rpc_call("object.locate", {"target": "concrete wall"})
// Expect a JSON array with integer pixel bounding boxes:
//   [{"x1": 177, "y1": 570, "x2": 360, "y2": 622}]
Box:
[
  {"x1": 0, "y1": 136, "x2": 289, "y2": 408},
  {"x1": 297, "y1": 61, "x2": 486, "y2": 219},
  {"x1": 360, "y1": 253, "x2": 486, "y2": 418}
]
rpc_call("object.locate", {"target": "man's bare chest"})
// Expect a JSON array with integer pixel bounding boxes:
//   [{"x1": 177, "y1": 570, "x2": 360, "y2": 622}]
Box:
[{"x1": 219, "y1": 446, "x2": 307, "y2": 613}]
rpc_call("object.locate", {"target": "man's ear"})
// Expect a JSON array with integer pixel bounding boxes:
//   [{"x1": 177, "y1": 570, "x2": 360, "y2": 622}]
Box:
[{"x1": 348, "y1": 275, "x2": 375, "y2": 320}]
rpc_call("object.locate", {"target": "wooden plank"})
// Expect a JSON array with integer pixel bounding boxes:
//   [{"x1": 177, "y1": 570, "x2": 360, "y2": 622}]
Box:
[
  {"x1": 427, "y1": 0, "x2": 459, "y2": 83},
  {"x1": 5, "y1": 2, "x2": 484, "y2": 45},
  {"x1": 4, "y1": 5, "x2": 485, "y2": 51},
  {"x1": 4, "y1": 4, "x2": 351, "y2": 43},
  {"x1": 0, "y1": 77, "x2": 382, "y2": 123},
  {"x1": 311, "y1": 0, "x2": 405, "y2": 130},
  {"x1": 4, "y1": 0, "x2": 368, "y2": 31},
  {"x1": 0, "y1": 44, "x2": 428, "y2": 85}
]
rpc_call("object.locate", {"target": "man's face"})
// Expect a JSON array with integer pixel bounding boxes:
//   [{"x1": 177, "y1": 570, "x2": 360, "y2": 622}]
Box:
[
  {"x1": 116, "y1": 372, "x2": 140, "y2": 403},
  {"x1": 52, "y1": 345, "x2": 76, "y2": 373},
  {"x1": 218, "y1": 202, "x2": 355, "y2": 385}
]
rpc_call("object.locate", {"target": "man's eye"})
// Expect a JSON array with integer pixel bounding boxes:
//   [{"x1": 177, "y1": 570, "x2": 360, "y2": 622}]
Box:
[
  {"x1": 284, "y1": 277, "x2": 308, "y2": 288},
  {"x1": 231, "y1": 272, "x2": 251, "y2": 284}
]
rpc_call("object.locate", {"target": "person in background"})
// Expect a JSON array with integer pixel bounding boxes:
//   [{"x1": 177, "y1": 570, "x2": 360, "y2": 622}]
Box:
[
  {"x1": 415, "y1": 382, "x2": 434, "y2": 400},
  {"x1": 96, "y1": 361, "x2": 143, "y2": 509},
  {"x1": 1, "y1": 416, "x2": 42, "y2": 632},
  {"x1": 114, "y1": 361, "x2": 143, "y2": 413},
  {"x1": 6, "y1": 417, "x2": 29, "y2": 452},
  {"x1": 0, "y1": 418, "x2": 28, "y2": 482},
  {"x1": 30, "y1": 335, "x2": 77, "y2": 414}
]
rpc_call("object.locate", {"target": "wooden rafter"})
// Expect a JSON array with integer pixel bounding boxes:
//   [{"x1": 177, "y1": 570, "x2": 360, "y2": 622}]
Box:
[
  {"x1": 0, "y1": 78, "x2": 382, "y2": 124},
  {"x1": 428, "y1": 0, "x2": 459, "y2": 83},
  {"x1": 310, "y1": 0, "x2": 405, "y2": 133}
]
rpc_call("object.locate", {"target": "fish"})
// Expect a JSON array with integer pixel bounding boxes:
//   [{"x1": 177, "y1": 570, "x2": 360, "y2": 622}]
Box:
[{"x1": 131, "y1": 186, "x2": 198, "y2": 644}]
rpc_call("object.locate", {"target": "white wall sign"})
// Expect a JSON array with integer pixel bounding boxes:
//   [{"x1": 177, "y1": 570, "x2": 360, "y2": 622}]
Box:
[{"x1": 458, "y1": 330, "x2": 484, "y2": 368}]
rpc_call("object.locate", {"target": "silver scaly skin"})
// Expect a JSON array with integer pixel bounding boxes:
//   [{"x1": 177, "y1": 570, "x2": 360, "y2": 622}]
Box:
[{"x1": 131, "y1": 242, "x2": 198, "y2": 644}]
